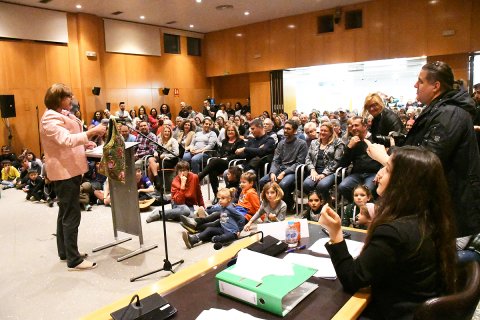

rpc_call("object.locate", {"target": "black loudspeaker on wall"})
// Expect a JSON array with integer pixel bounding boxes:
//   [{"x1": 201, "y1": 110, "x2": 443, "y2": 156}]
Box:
[
  {"x1": 162, "y1": 88, "x2": 170, "y2": 95},
  {"x1": 0, "y1": 95, "x2": 16, "y2": 118},
  {"x1": 92, "y1": 87, "x2": 101, "y2": 96}
]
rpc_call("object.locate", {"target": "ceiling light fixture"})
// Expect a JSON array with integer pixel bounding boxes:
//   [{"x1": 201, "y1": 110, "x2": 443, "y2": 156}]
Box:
[
  {"x1": 287, "y1": 24, "x2": 296, "y2": 29},
  {"x1": 216, "y1": 5, "x2": 234, "y2": 10},
  {"x1": 75, "y1": 4, "x2": 82, "y2": 9},
  {"x1": 244, "y1": 11, "x2": 250, "y2": 16},
  {"x1": 140, "y1": 15, "x2": 145, "y2": 20},
  {"x1": 196, "y1": 0, "x2": 202, "y2": 3},
  {"x1": 190, "y1": 24, "x2": 194, "y2": 28},
  {"x1": 236, "y1": 33, "x2": 243, "y2": 37}
]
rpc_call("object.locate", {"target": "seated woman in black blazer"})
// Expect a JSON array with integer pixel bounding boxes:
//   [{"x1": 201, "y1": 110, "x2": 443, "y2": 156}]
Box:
[
  {"x1": 320, "y1": 145, "x2": 456, "y2": 320},
  {"x1": 197, "y1": 123, "x2": 245, "y2": 197}
]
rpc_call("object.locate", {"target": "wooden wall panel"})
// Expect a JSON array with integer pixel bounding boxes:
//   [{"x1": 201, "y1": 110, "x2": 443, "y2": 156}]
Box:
[
  {"x1": 354, "y1": 1, "x2": 387, "y2": 62},
  {"x1": 387, "y1": 0, "x2": 427, "y2": 58},
  {"x1": 44, "y1": 45, "x2": 71, "y2": 86},
  {"x1": 470, "y1": 0, "x2": 480, "y2": 51},
  {"x1": 205, "y1": 31, "x2": 226, "y2": 77},
  {"x1": 249, "y1": 72, "x2": 270, "y2": 116},
  {"x1": 295, "y1": 12, "x2": 319, "y2": 68},
  {"x1": 66, "y1": 13, "x2": 82, "y2": 91},
  {"x1": 103, "y1": 53, "x2": 127, "y2": 89},
  {"x1": 225, "y1": 27, "x2": 247, "y2": 75},
  {"x1": 269, "y1": 16, "x2": 297, "y2": 70},
  {"x1": 245, "y1": 22, "x2": 271, "y2": 73},
  {"x1": 212, "y1": 74, "x2": 250, "y2": 105},
  {"x1": 426, "y1": 0, "x2": 472, "y2": 56},
  {"x1": 125, "y1": 54, "x2": 154, "y2": 88}
]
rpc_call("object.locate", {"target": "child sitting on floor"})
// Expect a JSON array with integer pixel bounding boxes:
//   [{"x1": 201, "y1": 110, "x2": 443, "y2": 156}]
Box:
[
  {"x1": 1, "y1": 160, "x2": 19, "y2": 189},
  {"x1": 296, "y1": 190, "x2": 327, "y2": 222},
  {"x1": 180, "y1": 172, "x2": 260, "y2": 234},
  {"x1": 23, "y1": 169, "x2": 45, "y2": 201},
  {"x1": 244, "y1": 181, "x2": 287, "y2": 231},
  {"x1": 182, "y1": 188, "x2": 246, "y2": 249}
]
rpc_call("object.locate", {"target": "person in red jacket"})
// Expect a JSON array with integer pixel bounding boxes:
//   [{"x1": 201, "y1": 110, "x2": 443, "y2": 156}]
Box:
[{"x1": 146, "y1": 160, "x2": 204, "y2": 223}]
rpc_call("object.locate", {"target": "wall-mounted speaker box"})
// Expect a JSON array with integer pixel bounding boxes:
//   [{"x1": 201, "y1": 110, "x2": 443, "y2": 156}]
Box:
[
  {"x1": 0, "y1": 95, "x2": 16, "y2": 118},
  {"x1": 162, "y1": 88, "x2": 170, "y2": 95},
  {"x1": 92, "y1": 87, "x2": 101, "y2": 96}
]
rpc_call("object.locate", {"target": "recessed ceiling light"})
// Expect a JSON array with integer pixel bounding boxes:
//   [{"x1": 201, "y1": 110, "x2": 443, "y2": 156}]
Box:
[
  {"x1": 236, "y1": 33, "x2": 243, "y2": 37},
  {"x1": 75, "y1": 4, "x2": 82, "y2": 9},
  {"x1": 216, "y1": 5, "x2": 234, "y2": 10},
  {"x1": 196, "y1": 0, "x2": 202, "y2": 3},
  {"x1": 190, "y1": 24, "x2": 194, "y2": 28},
  {"x1": 287, "y1": 24, "x2": 296, "y2": 29},
  {"x1": 140, "y1": 15, "x2": 145, "y2": 20},
  {"x1": 244, "y1": 11, "x2": 250, "y2": 16}
]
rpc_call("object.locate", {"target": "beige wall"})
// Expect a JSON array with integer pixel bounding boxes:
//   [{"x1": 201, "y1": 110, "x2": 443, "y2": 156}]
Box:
[{"x1": 0, "y1": 13, "x2": 211, "y2": 155}]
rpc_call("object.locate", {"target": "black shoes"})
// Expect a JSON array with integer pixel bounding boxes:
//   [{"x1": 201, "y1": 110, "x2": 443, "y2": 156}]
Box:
[
  {"x1": 182, "y1": 231, "x2": 199, "y2": 249},
  {"x1": 180, "y1": 215, "x2": 197, "y2": 229}
]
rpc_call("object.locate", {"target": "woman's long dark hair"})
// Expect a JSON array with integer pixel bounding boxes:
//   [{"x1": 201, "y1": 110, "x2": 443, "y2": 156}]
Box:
[{"x1": 366, "y1": 146, "x2": 456, "y2": 293}]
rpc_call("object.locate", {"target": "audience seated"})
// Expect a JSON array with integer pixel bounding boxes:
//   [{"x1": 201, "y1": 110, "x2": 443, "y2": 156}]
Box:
[
  {"x1": 303, "y1": 122, "x2": 345, "y2": 203},
  {"x1": 259, "y1": 119, "x2": 308, "y2": 211},
  {"x1": 182, "y1": 118, "x2": 217, "y2": 174},
  {"x1": 338, "y1": 116, "x2": 382, "y2": 203}
]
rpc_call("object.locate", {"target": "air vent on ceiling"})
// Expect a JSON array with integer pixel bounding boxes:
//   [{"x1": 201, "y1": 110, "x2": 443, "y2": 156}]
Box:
[
  {"x1": 216, "y1": 5, "x2": 234, "y2": 10},
  {"x1": 166, "y1": 20, "x2": 177, "y2": 25},
  {"x1": 39, "y1": 0, "x2": 52, "y2": 3},
  {"x1": 111, "y1": 11, "x2": 123, "y2": 16}
]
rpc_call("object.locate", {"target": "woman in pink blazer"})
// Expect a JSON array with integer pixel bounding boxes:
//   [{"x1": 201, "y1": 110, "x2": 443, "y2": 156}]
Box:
[{"x1": 40, "y1": 83, "x2": 106, "y2": 271}]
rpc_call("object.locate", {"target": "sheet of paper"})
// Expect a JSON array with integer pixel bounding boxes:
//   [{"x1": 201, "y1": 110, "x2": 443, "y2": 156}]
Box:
[
  {"x1": 309, "y1": 238, "x2": 364, "y2": 258},
  {"x1": 224, "y1": 249, "x2": 294, "y2": 283},
  {"x1": 257, "y1": 219, "x2": 309, "y2": 240},
  {"x1": 283, "y1": 253, "x2": 337, "y2": 280},
  {"x1": 196, "y1": 308, "x2": 266, "y2": 320}
]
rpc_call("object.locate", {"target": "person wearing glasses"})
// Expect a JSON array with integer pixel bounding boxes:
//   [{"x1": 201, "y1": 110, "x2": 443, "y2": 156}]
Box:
[
  {"x1": 362, "y1": 92, "x2": 405, "y2": 145},
  {"x1": 40, "y1": 83, "x2": 106, "y2": 271}
]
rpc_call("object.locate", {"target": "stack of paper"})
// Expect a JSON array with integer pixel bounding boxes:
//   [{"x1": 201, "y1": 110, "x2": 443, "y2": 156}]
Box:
[
  {"x1": 308, "y1": 238, "x2": 364, "y2": 258},
  {"x1": 283, "y1": 253, "x2": 337, "y2": 280},
  {"x1": 196, "y1": 308, "x2": 266, "y2": 320}
]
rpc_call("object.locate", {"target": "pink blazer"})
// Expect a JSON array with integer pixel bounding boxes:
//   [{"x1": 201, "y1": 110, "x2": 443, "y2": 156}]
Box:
[{"x1": 40, "y1": 109, "x2": 89, "y2": 181}]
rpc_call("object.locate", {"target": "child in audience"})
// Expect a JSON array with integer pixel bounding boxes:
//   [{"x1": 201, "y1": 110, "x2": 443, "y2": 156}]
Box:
[
  {"x1": 135, "y1": 167, "x2": 155, "y2": 199},
  {"x1": 182, "y1": 188, "x2": 246, "y2": 249},
  {"x1": 224, "y1": 166, "x2": 242, "y2": 204},
  {"x1": 180, "y1": 171, "x2": 259, "y2": 233},
  {"x1": 341, "y1": 184, "x2": 373, "y2": 228},
  {"x1": 23, "y1": 169, "x2": 45, "y2": 201},
  {"x1": 244, "y1": 182, "x2": 287, "y2": 231},
  {"x1": 1, "y1": 160, "x2": 20, "y2": 189},
  {"x1": 236, "y1": 171, "x2": 260, "y2": 221},
  {"x1": 357, "y1": 203, "x2": 375, "y2": 229},
  {"x1": 296, "y1": 190, "x2": 326, "y2": 222}
]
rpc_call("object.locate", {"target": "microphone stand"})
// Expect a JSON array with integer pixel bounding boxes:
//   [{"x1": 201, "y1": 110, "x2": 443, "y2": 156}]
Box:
[{"x1": 128, "y1": 124, "x2": 184, "y2": 282}]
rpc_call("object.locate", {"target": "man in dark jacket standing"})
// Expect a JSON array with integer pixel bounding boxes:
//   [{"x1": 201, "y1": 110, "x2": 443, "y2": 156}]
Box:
[{"x1": 405, "y1": 61, "x2": 480, "y2": 244}]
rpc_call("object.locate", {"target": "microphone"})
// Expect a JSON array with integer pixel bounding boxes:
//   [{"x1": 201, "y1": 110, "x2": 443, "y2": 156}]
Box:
[{"x1": 213, "y1": 231, "x2": 264, "y2": 250}]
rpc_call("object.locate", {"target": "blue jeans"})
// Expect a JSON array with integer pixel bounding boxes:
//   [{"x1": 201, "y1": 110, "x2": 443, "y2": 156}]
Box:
[
  {"x1": 147, "y1": 203, "x2": 194, "y2": 222},
  {"x1": 183, "y1": 152, "x2": 209, "y2": 174},
  {"x1": 303, "y1": 174, "x2": 335, "y2": 201},
  {"x1": 338, "y1": 173, "x2": 376, "y2": 203},
  {"x1": 259, "y1": 173, "x2": 296, "y2": 208}
]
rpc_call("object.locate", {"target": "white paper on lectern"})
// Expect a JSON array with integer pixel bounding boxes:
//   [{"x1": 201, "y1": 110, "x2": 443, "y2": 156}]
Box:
[
  {"x1": 283, "y1": 253, "x2": 336, "y2": 280},
  {"x1": 309, "y1": 238, "x2": 364, "y2": 258},
  {"x1": 196, "y1": 308, "x2": 266, "y2": 320},
  {"x1": 224, "y1": 249, "x2": 294, "y2": 283},
  {"x1": 257, "y1": 219, "x2": 309, "y2": 240}
]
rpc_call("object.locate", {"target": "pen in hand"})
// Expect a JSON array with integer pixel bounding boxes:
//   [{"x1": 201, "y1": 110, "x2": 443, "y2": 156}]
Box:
[{"x1": 285, "y1": 244, "x2": 307, "y2": 253}]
